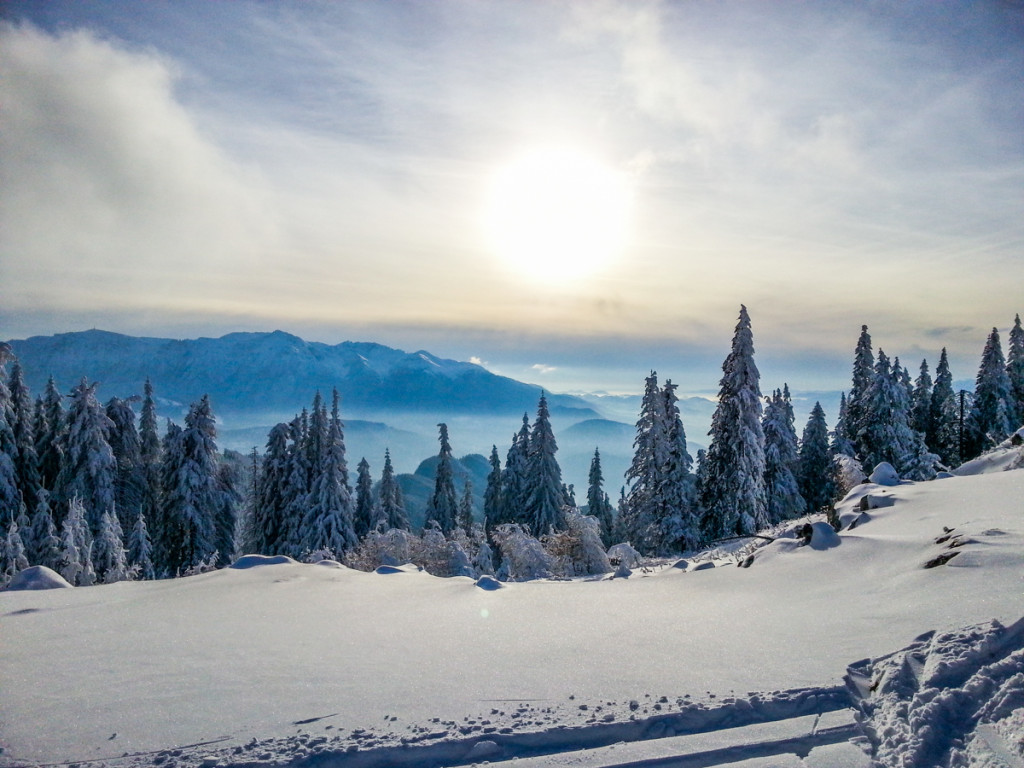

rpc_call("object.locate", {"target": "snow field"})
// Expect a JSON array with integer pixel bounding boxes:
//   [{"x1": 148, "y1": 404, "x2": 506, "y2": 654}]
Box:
[{"x1": 2, "y1": 469, "x2": 1024, "y2": 767}]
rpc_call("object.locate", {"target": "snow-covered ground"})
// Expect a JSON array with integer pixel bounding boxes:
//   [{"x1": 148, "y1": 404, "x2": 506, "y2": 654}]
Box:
[{"x1": 3, "y1": 449, "x2": 1024, "y2": 767}]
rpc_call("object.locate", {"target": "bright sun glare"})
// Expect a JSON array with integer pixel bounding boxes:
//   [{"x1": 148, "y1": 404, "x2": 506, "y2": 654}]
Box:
[{"x1": 482, "y1": 147, "x2": 631, "y2": 282}]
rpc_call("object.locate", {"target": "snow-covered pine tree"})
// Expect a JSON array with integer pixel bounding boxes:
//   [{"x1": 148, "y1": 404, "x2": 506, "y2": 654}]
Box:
[
  {"x1": 27, "y1": 488, "x2": 61, "y2": 569},
  {"x1": 2, "y1": 520, "x2": 29, "y2": 584},
  {"x1": 910, "y1": 360, "x2": 934, "y2": 440},
  {"x1": 0, "y1": 355, "x2": 23, "y2": 529},
  {"x1": 93, "y1": 509, "x2": 129, "y2": 583},
  {"x1": 138, "y1": 380, "x2": 162, "y2": 545},
  {"x1": 586, "y1": 448, "x2": 615, "y2": 547},
  {"x1": 929, "y1": 348, "x2": 960, "y2": 467},
  {"x1": 281, "y1": 412, "x2": 311, "y2": 556},
  {"x1": 35, "y1": 376, "x2": 65, "y2": 494},
  {"x1": 762, "y1": 387, "x2": 805, "y2": 524},
  {"x1": 106, "y1": 396, "x2": 144, "y2": 531},
  {"x1": 501, "y1": 415, "x2": 531, "y2": 527},
  {"x1": 700, "y1": 306, "x2": 768, "y2": 539},
  {"x1": 253, "y1": 422, "x2": 291, "y2": 555},
  {"x1": 127, "y1": 510, "x2": 156, "y2": 580},
  {"x1": 425, "y1": 423, "x2": 458, "y2": 534},
  {"x1": 483, "y1": 445, "x2": 504, "y2": 535},
  {"x1": 55, "y1": 379, "x2": 117, "y2": 538},
  {"x1": 846, "y1": 325, "x2": 875, "y2": 459},
  {"x1": 618, "y1": 373, "x2": 665, "y2": 552},
  {"x1": 798, "y1": 402, "x2": 832, "y2": 514},
  {"x1": 214, "y1": 461, "x2": 240, "y2": 566},
  {"x1": 353, "y1": 457, "x2": 374, "y2": 539},
  {"x1": 160, "y1": 396, "x2": 223, "y2": 573},
  {"x1": 458, "y1": 479, "x2": 474, "y2": 534},
  {"x1": 302, "y1": 389, "x2": 357, "y2": 558},
  {"x1": 525, "y1": 393, "x2": 565, "y2": 537},
  {"x1": 376, "y1": 448, "x2": 409, "y2": 531},
  {"x1": 659, "y1": 379, "x2": 700, "y2": 552},
  {"x1": 1008, "y1": 314, "x2": 1024, "y2": 428},
  {"x1": 59, "y1": 496, "x2": 95, "y2": 586},
  {"x1": 965, "y1": 328, "x2": 1014, "y2": 458},
  {"x1": 305, "y1": 392, "x2": 328, "y2": 488},
  {"x1": 8, "y1": 361, "x2": 41, "y2": 509},
  {"x1": 830, "y1": 392, "x2": 855, "y2": 458}
]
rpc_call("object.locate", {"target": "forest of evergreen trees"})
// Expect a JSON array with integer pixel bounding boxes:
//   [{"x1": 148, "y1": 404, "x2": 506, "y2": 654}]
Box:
[{"x1": 2, "y1": 309, "x2": 1022, "y2": 587}]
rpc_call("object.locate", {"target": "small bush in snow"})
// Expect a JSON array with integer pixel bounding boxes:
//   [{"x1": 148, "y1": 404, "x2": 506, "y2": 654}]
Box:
[
  {"x1": 831, "y1": 454, "x2": 866, "y2": 500},
  {"x1": 542, "y1": 508, "x2": 611, "y2": 577},
  {"x1": 492, "y1": 524, "x2": 553, "y2": 581}
]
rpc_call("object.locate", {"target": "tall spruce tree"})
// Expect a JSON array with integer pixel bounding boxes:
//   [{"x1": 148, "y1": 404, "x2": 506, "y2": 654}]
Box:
[
  {"x1": 138, "y1": 380, "x2": 162, "y2": 546},
  {"x1": 930, "y1": 349, "x2": 960, "y2": 467},
  {"x1": 161, "y1": 396, "x2": 223, "y2": 573},
  {"x1": 847, "y1": 325, "x2": 875, "y2": 458},
  {"x1": 458, "y1": 479, "x2": 475, "y2": 534},
  {"x1": 525, "y1": 393, "x2": 565, "y2": 536},
  {"x1": 253, "y1": 423, "x2": 291, "y2": 555},
  {"x1": 27, "y1": 489, "x2": 61, "y2": 569},
  {"x1": 619, "y1": 372, "x2": 668, "y2": 552},
  {"x1": 106, "y1": 396, "x2": 144, "y2": 530},
  {"x1": 354, "y1": 457, "x2": 374, "y2": 539},
  {"x1": 302, "y1": 390, "x2": 357, "y2": 557},
  {"x1": 8, "y1": 361, "x2": 41, "y2": 509},
  {"x1": 910, "y1": 360, "x2": 933, "y2": 439},
  {"x1": 1006, "y1": 314, "x2": 1024, "y2": 429},
  {"x1": 830, "y1": 392, "x2": 856, "y2": 457},
  {"x1": 425, "y1": 423, "x2": 458, "y2": 534},
  {"x1": 483, "y1": 445, "x2": 504, "y2": 534},
  {"x1": 586, "y1": 448, "x2": 614, "y2": 547},
  {"x1": 281, "y1": 412, "x2": 311, "y2": 556},
  {"x1": 700, "y1": 306, "x2": 768, "y2": 538},
  {"x1": 0, "y1": 367, "x2": 20, "y2": 528},
  {"x1": 55, "y1": 379, "x2": 117, "y2": 538},
  {"x1": 127, "y1": 510, "x2": 156, "y2": 580},
  {"x1": 501, "y1": 415, "x2": 531, "y2": 526},
  {"x1": 93, "y1": 509, "x2": 129, "y2": 583},
  {"x1": 36, "y1": 376, "x2": 65, "y2": 494},
  {"x1": 965, "y1": 327, "x2": 1013, "y2": 458},
  {"x1": 762, "y1": 386, "x2": 805, "y2": 524},
  {"x1": 375, "y1": 448, "x2": 409, "y2": 531},
  {"x1": 798, "y1": 402, "x2": 833, "y2": 513}
]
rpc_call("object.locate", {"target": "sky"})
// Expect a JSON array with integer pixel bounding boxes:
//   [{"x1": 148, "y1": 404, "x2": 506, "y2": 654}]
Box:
[{"x1": 1, "y1": 1, "x2": 1022, "y2": 397}]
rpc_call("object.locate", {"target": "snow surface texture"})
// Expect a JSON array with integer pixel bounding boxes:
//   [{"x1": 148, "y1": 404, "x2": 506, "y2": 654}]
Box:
[{"x1": 3, "y1": 462, "x2": 1024, "y2": 767}]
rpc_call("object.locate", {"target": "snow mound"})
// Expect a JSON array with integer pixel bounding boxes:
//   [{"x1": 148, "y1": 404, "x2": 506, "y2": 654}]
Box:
[
  {"x1": 374, "y1": 563, "x2": 421, "y2": 575},
  {"x1": 848, "y1": 616, "x2": 1024, "y2": 767},
  {"x1": 869, "y1": 462, "x2": 901, "y2": 486},
  {"x1": 475, "y1": 575, "x2": 502, "y2": 590},
  {"x1": 3, "y1": 566, "x2": 73, "y2": 591},
  {"x1": 230, "y1": 554, "x2": 298, "y2": 569},
  {"x1": 955, "y1": 428, "x2": 1024, "y2": 476},
  {"x1": 315, "y1": 559, "x2": 343, "y2": 568},
  {"x1": 806, "y1": 521, "x2": 841, "y2": 551},
  {"x1": 607, "y1": 542, "x2": 641, "y2": 567}
]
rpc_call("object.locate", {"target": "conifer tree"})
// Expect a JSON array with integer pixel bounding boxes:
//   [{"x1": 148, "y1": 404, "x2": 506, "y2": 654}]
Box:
[
  {"x1": 965, "y1": 328, "x2": 1013, "y2": 458},
  {"x1": 619, "y1": 373, "x2": 667, "y2": 552},
  {"x1": 59, "y1": 496, "x2": 95, "y2": 586},
  {"x1": 425, "y1": 423, "x2": 458, "y2": 534},
  {"x1": 762, "y1": 387, "x2": 805, "y2": 524},
  {"x1": 35, "y1": 377, "x2": 65, "y2": 494},
  {"x1": 282, "y1": 413, "x2": 311, "y2": 556},
  {"x1": 302, "y1": 390, "x2": 357, "y2": 557},
  {"x1": 253, "y1": 423, "x2": 291, "y2": 555},
  {"x1": 375, "y1": 448, "x2": 409, "y2": 531},
  {"x1": 305, "y1": 392, "x2": 328, "y2": 487},
  {"x1": 458, "y1": 479, "x2": 475, "y2": 534},
  {"x1": 8, "y1": 361, "x2": 41, "y2": 508},
  {"x1": 138, "y1": 380, "x2": 162, "y2": 543},
  {"x1": 525, "y1": 394, "x2": 565, "y2": 536},
  {"x1": 910, "y1": 360, "x2": 934, "y2": 439},
  {"x1": 798, "y1": 402, "x2": 833, "y2": 513},
  {"x1": 27, "y1": 488, "x2": 61, "y2": 569},
  {"x1": 847, "y1": 325, "x2": 875, "y2": 457},
  {"x1": 1006, "y1": 314, "x2": 1024, "y2": 429},
  {"x1": 127, "y1": 510, "x2": 156, "y2": 580},
  {"x1": 106, "y1": 396, "x2": 144, "y2": 530},
  {"x1": 659, "y1": 379, "x2": 700, "y2": 552},
  {"x1": 0, "y1": 354, "x2": 22, "y2": 528},
  {"x1": 483, "y1": 445, "x2": 504, "y2": 534},
  {"x1": 700, "y1": 306, "x2": 768, "y2": 538},
  {"x1": 94, "y1": 509, "x2": 129, "y2": 583},
  {"x1": 160, "y1": 396, "x2": 223, "y2": 573},
  {"x1": 930, "y1": 349, "x2": 960, "y2": 466},
  {"x1": 214, "y1": 461, "x2": 240, "y2": 566},
  {"x1": 501, "y1": 416, "x2": 531, "y2": 526},
  {"x1": 830, "y1": 392, "x2": 856, "y2": 457},
  {"x1": 55, "y1": 379, "x2": 117, "y2": 537},
  {"x1": 586, "y1": 448, "x2": 615, "y2": 547},
  {"x1": 354, "y1": 457, "x2": 374, "y2": 539}
]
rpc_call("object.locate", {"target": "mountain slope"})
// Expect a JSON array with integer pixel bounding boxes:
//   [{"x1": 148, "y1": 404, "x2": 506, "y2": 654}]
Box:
[{"x1": 6, "y1": 329, "x2": 597, "y2": 422}]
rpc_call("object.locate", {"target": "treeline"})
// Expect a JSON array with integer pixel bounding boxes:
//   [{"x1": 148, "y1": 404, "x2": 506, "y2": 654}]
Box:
[{"x1": 1, "y1": 309, "x2": 1021, "y2": 586}]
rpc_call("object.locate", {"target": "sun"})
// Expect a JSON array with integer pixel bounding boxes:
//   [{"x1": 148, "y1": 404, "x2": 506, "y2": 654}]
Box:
[{"x1": 482, "y1": 147, "x2": 631, "y2": 282}]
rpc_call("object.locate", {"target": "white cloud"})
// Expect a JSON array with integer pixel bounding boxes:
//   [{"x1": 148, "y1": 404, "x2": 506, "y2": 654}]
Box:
[
  {"x1": 531, "y1": 364, "x2": 558, "y2": 375},
  {"x1": 0, "y1": 23, "x2": 282, "y2": 314}
]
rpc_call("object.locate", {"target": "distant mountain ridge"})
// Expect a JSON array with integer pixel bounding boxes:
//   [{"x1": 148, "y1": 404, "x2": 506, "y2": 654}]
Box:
[{"x1": 6, "y1": 329, "x2": 597, "y2": 423}]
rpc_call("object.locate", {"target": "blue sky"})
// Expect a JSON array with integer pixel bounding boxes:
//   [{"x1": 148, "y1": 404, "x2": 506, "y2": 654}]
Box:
[{"x1": 1, "y1": 1, "x2": 1022, "y2": 396}]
